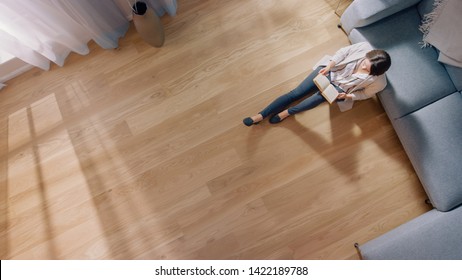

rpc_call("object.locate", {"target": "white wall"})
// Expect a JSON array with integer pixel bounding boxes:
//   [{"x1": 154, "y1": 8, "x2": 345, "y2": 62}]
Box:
[{"x1": 0, "y1": 51, "x2": 34, "y2": 88}]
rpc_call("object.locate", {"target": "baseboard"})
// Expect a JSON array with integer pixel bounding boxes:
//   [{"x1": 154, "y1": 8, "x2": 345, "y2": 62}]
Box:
[{"x1": 0, "y1": 57, "x2": 34, "y2": 84}]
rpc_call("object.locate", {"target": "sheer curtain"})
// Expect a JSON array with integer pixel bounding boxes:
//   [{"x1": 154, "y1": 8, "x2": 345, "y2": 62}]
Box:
[
  {"x1": 0, "y1": 0, "x2": 177, "y2": 71},
  {"x1": 144, "y1": 0, "x2": 177, "y2": 17}
]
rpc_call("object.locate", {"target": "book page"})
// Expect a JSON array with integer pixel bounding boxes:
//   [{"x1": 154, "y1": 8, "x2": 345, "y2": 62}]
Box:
[
  {"x1": 313, "y1": 74, "x2": 330, "y2": 91},
  {"x1": 321, "y1": 84, "x2": 339, "y2": 104}
]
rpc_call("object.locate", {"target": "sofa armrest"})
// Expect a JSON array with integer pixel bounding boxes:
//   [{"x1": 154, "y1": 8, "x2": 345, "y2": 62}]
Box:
[
  {"x1": 357, "y1": 206, "x2": 462, "y2": 260},
  {"x1": 340, "y1": 0, "x2": 422, "y2": 34}
]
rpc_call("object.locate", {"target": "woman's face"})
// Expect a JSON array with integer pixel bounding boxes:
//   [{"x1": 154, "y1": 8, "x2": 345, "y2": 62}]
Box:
[{"x1": 361, "y1": 58, "x2": 372, "y2": 74}]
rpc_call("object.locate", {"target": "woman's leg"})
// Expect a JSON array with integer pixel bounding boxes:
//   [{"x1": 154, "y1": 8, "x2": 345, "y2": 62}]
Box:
[
  {"x1": 269, "y1": 92, "x2": 326, "y2": 123},
  {"x1": 258, "y1": 66, "x2": 323, "y2": 118},
  {"x1": 287, "y1": 91, "x2": 326, "y2": 115}
]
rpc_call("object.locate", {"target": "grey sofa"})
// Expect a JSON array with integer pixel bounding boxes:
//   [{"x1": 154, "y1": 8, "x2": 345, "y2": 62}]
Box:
[{"x1": 340, "y1": 0, "x2": 462, "y2": 259}]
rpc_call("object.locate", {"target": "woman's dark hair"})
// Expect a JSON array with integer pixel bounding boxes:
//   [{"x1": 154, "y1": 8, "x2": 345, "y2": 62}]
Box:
[{"x1": 366, "y1": 50, "x2": 391, "y2": 76}]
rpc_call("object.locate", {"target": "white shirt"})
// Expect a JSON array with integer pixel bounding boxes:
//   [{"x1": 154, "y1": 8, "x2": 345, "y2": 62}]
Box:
[{"x1": 330, "y1": 59, "x2": 370, "y2": 93}]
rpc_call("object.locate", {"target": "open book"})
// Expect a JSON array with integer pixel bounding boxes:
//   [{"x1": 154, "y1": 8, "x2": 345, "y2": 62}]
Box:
[{"x1": 313, "y1": 74, "x2": 339, "y2": 104}]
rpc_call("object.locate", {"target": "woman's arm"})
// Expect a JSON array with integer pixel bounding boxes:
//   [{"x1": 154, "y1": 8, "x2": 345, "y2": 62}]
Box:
[
  {"x1": 319, "y1": 60, "x2": 336, "y2": 75},
  {"x1": 350, "y1": 75, "x2": 387, "y2": 100},
  {"x1": 330, "y1": 44, "x2": 354, "y2": 65},
  {"x1": 331, "y1": 42, "x2": 372, "y2": 65}
]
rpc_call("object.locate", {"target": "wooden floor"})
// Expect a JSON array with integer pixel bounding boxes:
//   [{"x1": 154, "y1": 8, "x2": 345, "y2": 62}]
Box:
[{"x1": 0, "y1": 0, "x2": 430, "y2": 259}]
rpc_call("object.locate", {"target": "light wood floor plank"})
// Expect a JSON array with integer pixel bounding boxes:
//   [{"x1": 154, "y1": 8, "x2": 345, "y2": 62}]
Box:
[{"x1": 0, "y1": 0, "x2": 430, "y2": 259}]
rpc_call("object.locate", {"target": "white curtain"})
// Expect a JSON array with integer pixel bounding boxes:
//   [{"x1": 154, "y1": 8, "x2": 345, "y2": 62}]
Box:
[
  {"x1": 0, "y1": 0, "x2": 177, "y2": 71},
  {"x1": 145, "y1": 0, "x2": 178, "y2": 17}
]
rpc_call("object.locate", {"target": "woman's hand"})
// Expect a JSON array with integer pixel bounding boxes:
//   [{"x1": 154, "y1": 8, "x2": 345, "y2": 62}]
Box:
[
  {"x1": 337, "y1": 93, "x2": 353, "y2": 100},
  {"x1": 319, "y1": 61, "x2": 336, "y2": 76},
  {"x1": 319, "y1": 66, "x2": 330, "y2": 76}
]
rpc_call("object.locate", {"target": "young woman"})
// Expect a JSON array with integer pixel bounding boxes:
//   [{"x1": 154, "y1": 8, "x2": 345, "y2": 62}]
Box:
[{"x1": 243, "y1": 42, "x2": 391, "y2": 126}]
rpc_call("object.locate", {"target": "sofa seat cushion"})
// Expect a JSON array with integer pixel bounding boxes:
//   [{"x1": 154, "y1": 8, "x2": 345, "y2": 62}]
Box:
[
  {"x1": 444, "y1": 64, "x2": 462, "y2": 91},
  {"x1": 417, "y1": 0, "x2": 436, "y2": 19},
  {"x1": 349, "y1": 6, "x2": 456, "y2": 119},
  {"x1": 393, "y1": 92, "x2": 462, "y2": 212},
  {"x1": 359, "y1": 206, "x2": 462, "y2": 260}
]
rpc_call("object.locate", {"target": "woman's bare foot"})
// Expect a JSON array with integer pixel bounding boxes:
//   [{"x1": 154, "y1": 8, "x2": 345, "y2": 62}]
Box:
[
  {"x1": 277, "y1": 110, "x2": 290, "y2": 120},
  {"x1": 251, "y1": 114, "x2": 263, "y2": 123}
]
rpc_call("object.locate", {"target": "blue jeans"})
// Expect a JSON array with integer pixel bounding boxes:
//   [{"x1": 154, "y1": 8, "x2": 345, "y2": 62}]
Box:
[{"x1": 259, "y1": 66, "x2": 329, "y2": 118}]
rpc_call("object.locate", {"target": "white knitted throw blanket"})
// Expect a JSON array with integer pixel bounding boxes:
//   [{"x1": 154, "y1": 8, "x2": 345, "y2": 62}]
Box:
[{"x1": 419, "y1": 0, "x2": 462, "y2": 67}]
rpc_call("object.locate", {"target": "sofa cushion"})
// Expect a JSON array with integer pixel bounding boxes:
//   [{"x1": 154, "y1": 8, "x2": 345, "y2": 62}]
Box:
[
  {"x1": 393, "y1": 92, "x2": 462, "y2": 212},
  {"x1": 349, "y1": 6, "x2": 457, "y2": 119},
  {"x1": 340, "y1": 0, "x2": 422, "y2": 34},
  {"x1": 417, "y1": 0, "x2": 436, "y2": 19},
  {"x1": 359, "y1": 206, "x2": 462, "y2": 260},
  {"x1": 444, "y1": 64, "x2": 462, "y2": 91}
]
